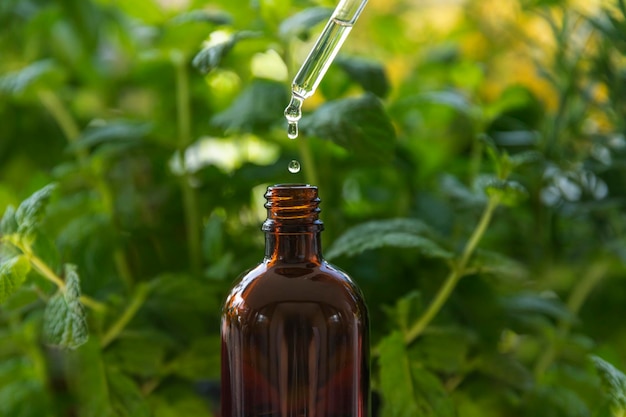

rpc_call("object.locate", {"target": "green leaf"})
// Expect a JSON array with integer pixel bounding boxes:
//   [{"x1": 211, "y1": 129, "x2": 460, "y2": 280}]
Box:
[
  {"x1": 171, "y1": 9, "x2": 232, "y2": 25},
  {"x1": 504, "y1": 294, "x2": 572, "y2": 322},
  {"x1": 151, "y1": 390, "x2": 215, "y2": 417},
  {"x1": 327, "y1": 218, "x2": 452, "y2": 260},
  {"x1": 0, "y1": 256, "x2": 31, "y2": 303},
  {"x1": 439, "y1": 174, "x2": 487, "y2": 208},
  {"x1": 410, "y1": 364, "x2": 456, "y2": 416},
  {"x1": 43, "y1": 264, "x2": 89, "y2": 349},
  {"x1": 0, "y1": 358, "x2": 50, "y2": 417},
  {"x1": 335, "y1": 55, "x2": 390, "y2": 98},
  {"x1": 192, "y1": 30, "x2": 260, "y2": 74},
  {"x1": 144, "y1": 274, "x2": 220, "y2": 340},
  {"x1": 278, "y1": 7, "x2": 333, "y2": 40},
  {"x1": 211, "y1": 79, "x2": 288, "y2": 133},
  {"x1": 0, "y1": 205, "x2": 18, "y2": 235},
  {"x1": 477, "y1": 353, "x2": 533, "y2": 391},
  {"x1": 0, "y1": 60, "x2": 65, "y2": 98},
  {"x1": 108, "y1": 368, "x2": 151, "y2": 417},
  {"x1": 15, "y1": 183, "x2": 57, "y2": 239},
  {"x1": 591, "y1": 355, "x2": 626, "y2": 413},
  {"x1": 470, "y1": 249, "x2": 528, "y2": 280},
  {"x1": 479, "y1": 176, "x2": 528, "y2": 207},
  {"x1": 300, "y1": 93, "x2": 396, "y2": 162},
  {"x1": 525, "y1": 385, "x2": 590, "y2": 417},
  {"x1": 70, "y1": 121, "x2": 152, "y2": 151},
  {"x1": 383, "y1": 291, "x2": 423, "y2": 333},
  {"x1": 379, "y1": 331, "x2": 456, "y2": 417},
  {"x1": 509, "y1": 150, "x2": 543, "y2": 168},
  {"x1": 379, "y1": 331, "x2": 420, "y2": 417},
  {"x1": 172, "y1": 335, "x2": 221, "y2": 380},
  {"x1": 104, "y1": 334, "x2": 170, "y2": 378},
  {"x1": 409, "y1": 327, "x2": 473, "y2": 374},
  {"x1": 67, "y1": 338, "x2": 115, "y2": 417},
  {"x1": 406, "y1": 90, "x2": 479, "y2": 119}
]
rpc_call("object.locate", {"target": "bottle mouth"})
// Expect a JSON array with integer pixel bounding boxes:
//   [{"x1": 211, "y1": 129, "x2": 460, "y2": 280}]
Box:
[{"x1": 262, "y1": 184, "x2": 323, "y2": 232}]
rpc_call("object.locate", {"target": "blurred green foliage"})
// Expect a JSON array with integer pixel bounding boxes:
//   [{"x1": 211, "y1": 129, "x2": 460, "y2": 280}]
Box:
[{"x1": 1, "y1": 0, "x2": 626, "y2": 416}]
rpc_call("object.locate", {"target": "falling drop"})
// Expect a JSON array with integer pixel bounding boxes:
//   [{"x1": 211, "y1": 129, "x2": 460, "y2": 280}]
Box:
[
  {"x1": 288, "y1": 159, "x2": 301, "y2": 174},
  {"x1": 287, "y1": 122, "x2": 298, "y2": 139}
]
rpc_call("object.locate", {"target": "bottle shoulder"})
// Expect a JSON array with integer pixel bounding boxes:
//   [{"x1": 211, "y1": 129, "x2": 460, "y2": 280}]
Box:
[{"x1": 223, "y1": 259, "x2": 367, "y2": 316}]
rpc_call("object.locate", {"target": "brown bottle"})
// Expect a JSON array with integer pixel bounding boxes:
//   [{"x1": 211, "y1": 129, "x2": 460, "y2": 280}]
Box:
[{"x1": 221, "y1": 184, "x2": 369, "y2": 417}]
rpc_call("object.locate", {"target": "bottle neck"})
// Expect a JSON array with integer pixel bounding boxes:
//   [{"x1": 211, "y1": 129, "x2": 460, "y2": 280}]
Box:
[
  {"x1": 264, "y1": 231, "x2": 323, "y2": 264},
  {"x1": 261, "y1": 184, "x2": 324, "y2": 265}
]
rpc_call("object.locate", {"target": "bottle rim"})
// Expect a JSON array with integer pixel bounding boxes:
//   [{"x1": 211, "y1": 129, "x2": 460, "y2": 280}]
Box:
[{"x1": 262, "y1": 183, "x2": 323, "y2": 232}]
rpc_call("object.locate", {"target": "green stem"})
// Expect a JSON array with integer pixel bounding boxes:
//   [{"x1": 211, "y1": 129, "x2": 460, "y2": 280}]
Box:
[
  {"x1": 28, "y1": 254, "x2": 106, "y2": 312},
  {"x1": 173, "y1": 52, "x2": 202, "y2": 274},
  {"x1": 404, "y1": 196, "x2": 500, "y2": 345},
  {"x1": 298, "y1": 138, "x2": 320, "y2": 186},
  {"x1": 468, "y1": 136, "x2": 484, "y2": 184},
  {"x1": 37, "y1": 90, "x2": 81, "y2": 143},
  {"x1": 533, "y1": 261, "x2": 609, "y2": 378},
  {"x1": 101, "y1": 283, "x2": 150, "y2": 348}
]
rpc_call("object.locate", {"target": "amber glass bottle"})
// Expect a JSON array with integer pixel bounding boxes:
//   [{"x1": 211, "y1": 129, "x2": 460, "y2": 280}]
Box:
[{"x1": 221, "y1": 184, "x2": 369, "y2": 417}]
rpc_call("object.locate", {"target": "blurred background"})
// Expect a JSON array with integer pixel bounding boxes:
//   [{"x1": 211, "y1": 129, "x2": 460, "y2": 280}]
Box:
[{"x1": 1, "y1": 0, "x2": 626, "y2": 415}]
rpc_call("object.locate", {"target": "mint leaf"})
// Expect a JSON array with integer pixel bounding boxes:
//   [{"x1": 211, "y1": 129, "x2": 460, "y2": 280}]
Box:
[
  {"x1": 211, "y1": 79, "x2": 288, "y2": 132},
  {"x1": 0, "y1": 256, "x2": 31, "y2": 303},
  {"x1": 383, "y1": 291, "x2": 423, "y2": 333},
  {"x1": 299, "y1": 93, "x2": 397, "y2": 162},
  {"x1": 591, "y1": 355, "x2": 626, "y2": 413},
  {"x1": 108, "y1": 368, "x2": 151, "y2": 417},
  {"x1": 479, "y1": 176, "x2": 528, "y2": 206},
  {"x1": 440, "y1": 174, "x2": 487, "y2": 208},
  {"x1": 172, "y1": 336, "x2": 221, "y2": 380},
  {"x1": 67, "y1": 338, "x2": 115, "y2": 417},
  {"x1": 278, "y1": 7, "x2": 332, "y2": 40},
  {"x1": 43, "y1": 264, "x2": 89, "y2": 349},
  {"x1": 105, "y1": 336, "x2": 168, "y2": 379},
  {"x1": 471, "y1": 249, "x2": 528, "y2": 280},
  {"x1": 171, "y1": 9, "x2": 232, "y2": 25},
  {"x1": 151, "y1": 390, "x2": 215, "y2": 417},
  {"x1": 379, "y1": 331, "x2": 420, "y2": 417},
  {"x1": 0, "y1": 358, "x2": 50, "y2": 417},
  {"x1": 335, "y1": 56, "x2": 390, "y2": 98},
  {"x1": 477, "y1": 353, "x2": 533, "y2": 391},
  {"x1": 15, "y1": 183, "x2": 57, "y2": 240},
  {"x1": 327, "y1": 218, "x2": 451, "y2": 260},
  {"x1": 70, "y1": 121, "x2": 151, "y2": 151},
  {"x1": 379, "y1": 331, "x2": 456, "y2": 416},
  {"x1": 0, "y1": 60, "x2": 64, "y2": 98},
  {"x1": 0, "y1": 205, "x2": 18, "y2": 235},
  {"x1": 509, "y1": 150, "x2": 543, "y2": 167},
  {"x1": 409, "y1": 327, "x2": 472, "y2": 374},
  {"x1": 192, "y1": 30, "x2": 259, "y2": 74}
]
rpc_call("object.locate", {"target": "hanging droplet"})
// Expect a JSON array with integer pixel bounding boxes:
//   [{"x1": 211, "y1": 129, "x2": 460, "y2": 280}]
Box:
[
  {"x1": 287, "y1": 122, "x2": 298, "y2": 139},
  {"x1": 288, "y1": 159, "x2": 301, "y2": 174},
  {"x1": 284, "y1": 94, "x2": 303, "y2": 122},
  {"x1": 284, "y1": 94, "x2": 303, "y2": 139}
]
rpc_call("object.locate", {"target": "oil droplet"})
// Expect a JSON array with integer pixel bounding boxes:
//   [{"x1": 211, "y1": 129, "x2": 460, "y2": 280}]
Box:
[
  {"x1": 288, "y1": 159, "x2": 301, "y2": 174},
  {"x1": 284, "y1": 94, "x2": 303, "y2": 139},
  {"x1": 287, "y1": 122, "x2": 298, "y2": 139}
]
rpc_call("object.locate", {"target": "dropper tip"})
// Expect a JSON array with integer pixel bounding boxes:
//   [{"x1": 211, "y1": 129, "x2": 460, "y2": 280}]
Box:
[{"x1": 284, "y1": 94, "x2": 303, "y2": 122}]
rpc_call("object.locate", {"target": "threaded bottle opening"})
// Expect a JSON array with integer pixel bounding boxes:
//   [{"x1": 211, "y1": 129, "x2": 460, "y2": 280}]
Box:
[{"x1": 262, "y1": 184, "x2": 323, "y2": 232}]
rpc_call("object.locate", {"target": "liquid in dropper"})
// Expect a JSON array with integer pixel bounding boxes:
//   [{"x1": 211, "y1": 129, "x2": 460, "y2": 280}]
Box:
[
  {"x1": 285, "y1": 94, "x2": 303, "y2": 140},
  {"x1": 288, "y1": 159, "x2": 301, "y2": 173}
]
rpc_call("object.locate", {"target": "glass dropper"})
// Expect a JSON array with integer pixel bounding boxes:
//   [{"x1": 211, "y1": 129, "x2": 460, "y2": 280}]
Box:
[{"x1": 284, "y1": 0, "x2": 369, "y2": 139}]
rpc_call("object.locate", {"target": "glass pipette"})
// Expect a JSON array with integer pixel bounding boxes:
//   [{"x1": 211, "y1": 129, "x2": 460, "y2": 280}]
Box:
[{"x1": 284, "y1": 0, "x2": 369, "y2": 139}]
